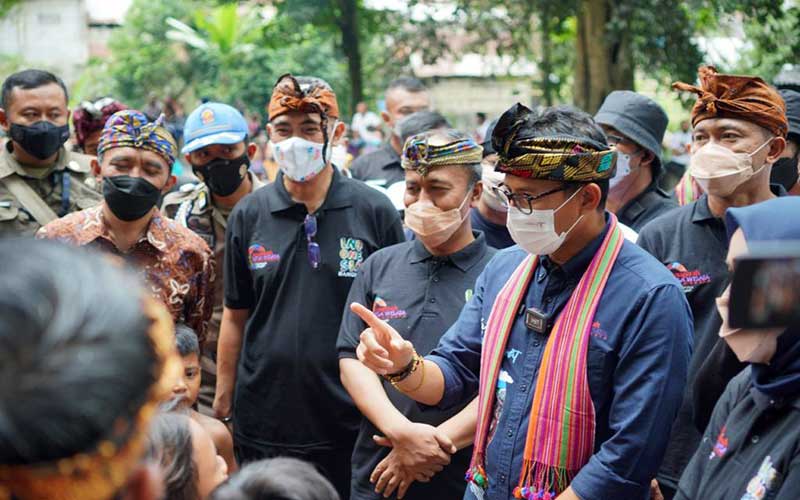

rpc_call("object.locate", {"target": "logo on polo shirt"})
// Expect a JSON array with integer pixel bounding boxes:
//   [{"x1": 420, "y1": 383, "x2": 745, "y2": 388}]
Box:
[
  {"x1": 338, "y1": 237, "x2": 365, "y2": 278},
  {"x1": 667, "y1": 261, "x2": 712, "y2": 293},
  {"x1": 590, "y1": 321, "x2": 608, "y2": 340},
  {"x1": 372, "y1": 296, "x2": 407, "y2": 320},
  {"x1": 743, "y1": 456, "x2": 778, "y2": 500},
  {"x1": 709, "y1": 425, "x2": 728, "y2": 460},
  {"x1": 248, "y1": 244, "x2": 280, "y2": 270}
]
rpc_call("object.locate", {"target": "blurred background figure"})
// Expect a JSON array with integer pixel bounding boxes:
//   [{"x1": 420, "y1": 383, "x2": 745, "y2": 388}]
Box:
[
  {"x1": 72, "y1": 97, "x2": 128, "y2": 156},
  {"x1": 0, "y1": 239, "x2": 181, "y2": 500},
  {"x1": 211, "y1": 458, "x2": 340, "y2": 500}
]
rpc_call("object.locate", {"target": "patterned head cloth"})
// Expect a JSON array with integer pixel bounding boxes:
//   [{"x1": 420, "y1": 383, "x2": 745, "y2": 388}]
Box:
[
  {"x1": 401, "y1": 129, "x2": 483, "y2": 176},
  {"x1": 267, "y1": 73, "x2": 339, "y2": 121},
  {"x1": 492, "y1": 103, "x2": 616, "y2": 181},
  {"x1": 72, "y1": 98, "x2": 128, "y2": 148},
  {"x1": 673, "y1": 65, "x2": 788, "y2": 137},
  {"x1": 97, "y1": 110, "x2": 178, "y2": 165}
]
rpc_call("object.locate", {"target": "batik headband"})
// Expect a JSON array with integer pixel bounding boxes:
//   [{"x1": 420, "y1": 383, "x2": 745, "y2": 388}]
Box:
[
  {"x1": 401, "y1": 133, "x2": 483, "y2": 176},
  {"x1": 0, "y1": 297, "x2": 182, "y2": 500},
  {"x1": 268, "y1": 73, "x2": 340, "y2": 121},
  {"x1": 496, "y1": 136, "x2": 616, "y2": 182},
  {"x1": 97, "y1": 110, "x2": 178, "y2": 165}
]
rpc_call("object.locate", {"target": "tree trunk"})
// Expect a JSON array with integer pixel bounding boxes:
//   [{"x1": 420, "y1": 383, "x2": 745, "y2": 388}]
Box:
[
  {"x1": 540, "y1": 10, "x2": 554, "y2": 107},
  {"x1": 573, "y1": 0, "x2": 634, "y2": 113},
  {"x1": 336, "y1": 0, "x2": 363, "y2": 115}
]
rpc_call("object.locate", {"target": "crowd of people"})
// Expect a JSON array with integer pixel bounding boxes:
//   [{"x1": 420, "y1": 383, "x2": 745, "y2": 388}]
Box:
[{"x1": 0, "y1": 59, "x2": 799, "y2": 500}]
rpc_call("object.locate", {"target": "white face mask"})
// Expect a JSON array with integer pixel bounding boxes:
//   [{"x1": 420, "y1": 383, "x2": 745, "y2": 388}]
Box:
[
  {"x1": 271, "y1": 137, "x2": 328, "y2": 182},
  {"x1": 689, "y1": 140, "x2": 772, "y2": 197},
  {"x1": 481, "y1": 163, "x2": 508, "y2": 213},
  {"x1": 609, "y1": 153, "x2": 632, "y2": 190},
  {"x1": 506, "y1": 187, "x2": 584, "y2": 256}
]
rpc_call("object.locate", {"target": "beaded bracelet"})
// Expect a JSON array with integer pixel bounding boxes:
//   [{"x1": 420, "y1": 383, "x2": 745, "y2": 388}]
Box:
[{"x1": 383, "y1": 350, "x2": 421, "y2": 385}]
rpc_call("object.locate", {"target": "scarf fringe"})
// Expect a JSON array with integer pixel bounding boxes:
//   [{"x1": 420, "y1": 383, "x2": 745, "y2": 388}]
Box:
[{"x1": 512, "y1": 461, "x2": 576, "y2": 499}]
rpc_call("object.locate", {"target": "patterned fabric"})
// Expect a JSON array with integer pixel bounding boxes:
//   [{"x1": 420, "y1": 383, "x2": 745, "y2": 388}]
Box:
[
  {"x1": 268, "y1": 73, "x2": 339, "y2": 121},
  {"x1": 36, "y1": 205, "x2": 214, "y2": 343},
  {"x1": 401, "y1": 130, "x2": 483, "y2": 176},
  {"x1": 496, "y1": 136, "x2": 616, "y2": 181},
  {"x1": 97, "y1": 110, "x2": 177, "y2": 165},
  {"x1": 491, "y1": 103, "x2": 617, "y2": 182},
  {"x1": 73, "y1": 98, "x2": 128, "y2": 148},
  {"x1": 675, "y1": 171, "x2": 703, "y2": 206},
  {"x1": 673, "y1": 65, "x2": 788, "y2": 138},
  {"x1": 467, "y1": 215, "x2": 625, "y2": 499}
]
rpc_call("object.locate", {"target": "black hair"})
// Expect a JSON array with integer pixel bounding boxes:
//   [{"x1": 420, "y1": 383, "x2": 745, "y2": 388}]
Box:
[
  {"x1": 397, "y1": 110, "x2": 451, "y2": 144},
  {"x1": 498, "y1": 104, "x2": 610, "y2": 208},
  {"x1": 0, "y1": 239, "x2": 156, "y2": 465},
  {"x1": 146, "y1": 411, "x2": 199, "y2": 500},
  {"x1": 211, "y1": 457, "x2": 340, "y2": 500},
  {"x1": 476, "y1": 112, "x2": 487, "y2": 121},
  {"x1": 386, "y1": 76, "x2": 427, "y2": 94},
  {"x1": 175, "y1": 324, "x2": 200, "y2": 357},
  {"x1": 1, "y1": 69, "x2": 68, "y2": 110}
]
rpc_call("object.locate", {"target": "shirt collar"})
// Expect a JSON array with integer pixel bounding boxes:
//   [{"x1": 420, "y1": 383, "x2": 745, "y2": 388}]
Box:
[
  {"x1": 270, "y1": 167, "x2": 352, "y2": 214},
  {"x1": 376, "y1": 142, "x2": 401, "y2": 170},
  {"x1": 692, "y1": 184, "x2": 788, "y2": 224},
  {"x1": 619, "y1": 179, "x2": 661, "y2": 221},
  {"x1": 409, "y1": 231, "x2": 489, "y2": 272},
  {"x1": 2, "y1": 140, "x2": 67, "y2": 179},
  {"x1": 539, "y1": 215, "x2": 611, "y2": 281},
  {"x1": 77, "y1": 205, "x2": 167, "y2": 252}
]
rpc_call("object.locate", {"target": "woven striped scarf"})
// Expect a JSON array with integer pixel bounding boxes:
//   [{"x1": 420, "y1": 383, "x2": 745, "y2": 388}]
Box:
[
  {"x1": 466, "y1": 215, "x2": 624, "y2": 499},
  {"x1": 675, "y1": 171, "x2": 703, "y2": 206}
]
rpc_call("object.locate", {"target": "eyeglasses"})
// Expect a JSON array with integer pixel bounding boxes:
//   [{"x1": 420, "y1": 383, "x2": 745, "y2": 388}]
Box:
[
  {"x1": 304, "y1": 214, "x2": 321, "y2": 269},
  {"x1": 491, "y1": 183, "x2": 570, "y2": 215}
]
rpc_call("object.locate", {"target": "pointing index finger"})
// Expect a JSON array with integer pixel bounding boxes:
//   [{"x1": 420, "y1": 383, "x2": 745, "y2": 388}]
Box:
[{"x1": 351, "y1": 302, "x2": 391, "y2": 335}]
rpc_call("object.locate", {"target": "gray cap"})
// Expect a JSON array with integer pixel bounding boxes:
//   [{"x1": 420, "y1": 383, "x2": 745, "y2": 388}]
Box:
[
  {"x1": 594, "y1": 90, "x2": 668, "y2": 171},
  {"x1": 779, "y1": 89, "x2": 800, "y2": 142}
]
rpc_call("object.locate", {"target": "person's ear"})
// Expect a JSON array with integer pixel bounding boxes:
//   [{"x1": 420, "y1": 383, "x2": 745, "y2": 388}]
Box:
[
  {"x1": 119, "y1": 463, "x2": 162, "y2": 500},
  {"x1": 91, "y1": 158, "x2": 102, "y2": 178},
  {"x1": 163, "y1": 174, "x2": 177, "y2": 193},
  {"x1": 0, "y1": 107, "x2": 8, "y2": 131},
  {"x1": 581, "y1": 183, "x2": 602, "y2": 212},
  {"x1": 381, "y1": 110, "x2": 392, "y2": 126},
  {"x1": 330, "y1": 120, "x2": 346, "y2": 144},
  {"x1": 247, "y1": 142, "x2": 258, "y2": 160},
  {"x1": 766, "y1": 136, "x2": 787, "y2": 164},
  {"x1": 470, "y1": 180, "x2": 483, "y2": 208},
  {"x1": 639, "y1": 150, "x2": 655, "y2": 168}
]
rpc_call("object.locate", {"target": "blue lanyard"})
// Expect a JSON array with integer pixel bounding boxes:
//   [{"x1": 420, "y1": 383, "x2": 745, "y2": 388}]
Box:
[{"x1": 60, "y1": 172, "x2": 70, "y2": 217}]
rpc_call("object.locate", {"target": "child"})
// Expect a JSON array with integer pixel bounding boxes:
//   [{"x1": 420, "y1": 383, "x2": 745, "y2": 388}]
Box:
[{"x1": 173, "y1": 323, "x2": 237, "y2": 473}]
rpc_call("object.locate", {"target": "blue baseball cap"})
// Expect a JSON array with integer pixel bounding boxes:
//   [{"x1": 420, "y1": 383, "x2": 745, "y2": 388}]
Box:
[{"x1": 182, "y1": 102, "x2": 249, "y2": 154}]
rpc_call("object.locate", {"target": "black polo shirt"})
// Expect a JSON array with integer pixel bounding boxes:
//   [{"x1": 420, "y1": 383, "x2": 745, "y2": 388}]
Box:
[
  {"x1": 225, "y1": 168, "x2": 405, "y2": 451},
  {"x1": 350, "y1": 142, "x2": 404, "y2": 187},
  {"x1": 470, "y1": 208, "x2": 514, "y2": 249},
  {"x1": 676, "y1": 368, "x2": 800, "y2": 500},
  {"x1": 637, "y1": 186, "x2": 785, "y2": 489},
  {"x1": 617, "y1": 181, "x2": 678, "y2": 232},
  {"x1": 337, "y1": 233, "x2": 496, "y2": 500}
]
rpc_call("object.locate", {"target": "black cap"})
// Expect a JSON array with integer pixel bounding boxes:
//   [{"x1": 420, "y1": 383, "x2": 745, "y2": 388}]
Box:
[
  {"x1": 594, "y1": 90, "x2": 668, "y2": 170},
  {"x1": 481, "y1": 118, "x2": 499, "y2": 157},
  {"x1": 780, "y1": 89, "x2": 800, "y2": 142}
]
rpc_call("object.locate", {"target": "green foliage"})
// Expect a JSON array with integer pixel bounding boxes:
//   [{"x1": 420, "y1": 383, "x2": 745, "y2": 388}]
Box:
[
  {"x1": 735, "y1": 4, "x2": 800, "y2": 81},
  {"x1": 0, "y1": 0, "x2": 22, "y2": 18}
]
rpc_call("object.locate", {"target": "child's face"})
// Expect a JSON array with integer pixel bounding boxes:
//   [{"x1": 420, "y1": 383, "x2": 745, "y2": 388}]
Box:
[{"x1": 172, "y1": 353, "x2": 202, "y2": 406}]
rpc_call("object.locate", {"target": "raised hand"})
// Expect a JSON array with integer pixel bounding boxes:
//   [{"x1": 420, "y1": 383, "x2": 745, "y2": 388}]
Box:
[{"x1": 352, "y1": 302, "x2": 415, "y2": 376}]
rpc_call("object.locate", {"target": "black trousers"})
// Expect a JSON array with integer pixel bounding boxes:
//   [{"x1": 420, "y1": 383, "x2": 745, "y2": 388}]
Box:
[{"x1": 235, "y1": 437, "x2": 353, "y2": 499}]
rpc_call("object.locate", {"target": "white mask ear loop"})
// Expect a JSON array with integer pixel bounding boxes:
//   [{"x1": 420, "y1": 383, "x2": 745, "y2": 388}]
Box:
[
  {"x1": 556, "y1": 186, "x2": 585, "y2": 236},
  {"x1": 749, "y1": 138, "x2": 774, "y2": 176}
]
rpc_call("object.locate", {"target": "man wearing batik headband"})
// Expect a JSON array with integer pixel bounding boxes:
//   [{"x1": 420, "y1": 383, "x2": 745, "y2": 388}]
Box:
[
  {"x1": 37, "y1": 109, "x2": 214, "y2": 343},
  {"x1": 0, "y1": 239, "x2": 182, "y2": 500},
  {"x1": 218, "y1": 74, "x2": 403, "y2": 497},
  {"x1": 353, "y1": 103, "x2": 692, "y2": 500},
  {"x1": 338, "y1": 129, "x2": 496, "y2": 500},
  {"x1": 638, "y1": 66, "x2": 788, "y2": 499}
]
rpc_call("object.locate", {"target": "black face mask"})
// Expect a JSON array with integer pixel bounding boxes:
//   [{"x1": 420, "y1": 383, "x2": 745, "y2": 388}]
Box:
[
  {"x1": 103, "y1": 175, "x2": 163, "y2": 221},
  {"x1": 770, "y1": 154, "x2": 800, "y2": 192},
  {"x1": 193, "y1": 153, "x2": 249, "y2": 197},
  {"x1": 9, "y1": 121, "x2": 70, "y2": 160}
]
